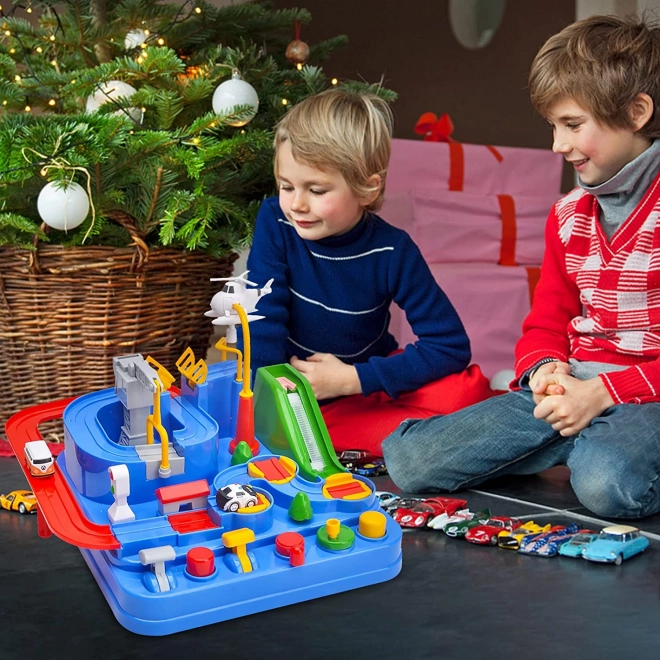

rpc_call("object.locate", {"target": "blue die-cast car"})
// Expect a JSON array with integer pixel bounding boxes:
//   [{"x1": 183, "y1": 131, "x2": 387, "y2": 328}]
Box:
[
  {"x1": 558, "y1": 532, "x2": 599, "y2": 558},
  {"x1": 582, "y1": 525, "x2": 649, "y2": 565}
]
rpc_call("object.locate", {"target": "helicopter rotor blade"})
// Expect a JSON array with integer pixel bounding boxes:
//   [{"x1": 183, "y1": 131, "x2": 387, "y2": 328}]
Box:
[{"x1": 210, "y1": 269, "x2": 257, "y2": 286}]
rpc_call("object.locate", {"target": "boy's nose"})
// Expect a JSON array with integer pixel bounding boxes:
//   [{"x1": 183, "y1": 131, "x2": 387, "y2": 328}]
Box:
[
  {"x1": 552, "y1": 135, "x2": 571, "y2": 155},
  {"x1": 291, "y1": 191, "x2": 308, "y2": 212}
]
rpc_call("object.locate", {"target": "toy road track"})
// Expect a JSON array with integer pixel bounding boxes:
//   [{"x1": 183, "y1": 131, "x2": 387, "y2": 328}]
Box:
[{"x1": 5, "y1": 398, "x2": 121, "y2": 551}]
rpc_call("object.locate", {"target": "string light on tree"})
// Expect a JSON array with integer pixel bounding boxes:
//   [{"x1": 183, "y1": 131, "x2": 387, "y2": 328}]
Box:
[
  {"x1": 37, "y1": 181, "x2": 90, "y2": 231},
  {"x1": 285, "y1": 20, "x2": 309, "y2": 66},
  {"x1": 212, "y1": 70, "x2": 259, "y2": 127}
]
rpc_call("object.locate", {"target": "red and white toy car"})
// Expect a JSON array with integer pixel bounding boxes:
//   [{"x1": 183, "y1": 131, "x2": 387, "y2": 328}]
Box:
[
  {"x1": 465, "y1": 516, "x2": 522, "y2": 545},
  {"x1": 392, "y1": 497, "x2": 467, "y2": 529}
]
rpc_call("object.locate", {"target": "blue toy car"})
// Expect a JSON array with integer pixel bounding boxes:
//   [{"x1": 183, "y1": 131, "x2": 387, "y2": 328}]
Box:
[
  {"x1": 518, "y1": 523, "x2": 581, "y2": 556},
  {"x1": 557, "y1": 532, "x2": 599, "y2": 558},
  {"x1": 582, "y1": 525, "x2": 649, "y2": 565}
]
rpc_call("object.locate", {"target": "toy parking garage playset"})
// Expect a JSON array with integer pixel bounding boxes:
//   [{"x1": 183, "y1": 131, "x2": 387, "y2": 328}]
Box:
[{"x1": 5, "y1": 273, "x2": 402, "y2": 636}]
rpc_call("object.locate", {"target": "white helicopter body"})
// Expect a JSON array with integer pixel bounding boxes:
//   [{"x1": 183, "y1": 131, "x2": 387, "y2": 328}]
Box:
[{"x1": 205, "y1": 271, "x2": 273, "y2": 342}]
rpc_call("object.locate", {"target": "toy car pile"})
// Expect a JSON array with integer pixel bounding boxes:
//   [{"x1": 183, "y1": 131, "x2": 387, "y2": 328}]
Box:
[
  {"x1": 376, "y1": 492, "x2": 651, "y2": 565},
  {"x1": 338, "y1": 450, "x2": 388, "y2": 477}
]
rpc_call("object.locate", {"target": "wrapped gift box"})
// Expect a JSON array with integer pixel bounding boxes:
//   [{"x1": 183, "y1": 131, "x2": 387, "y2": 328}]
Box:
[
  {"x1": 387, "y1": 138, "x2": 564, "y2": 196},
  {"x1": 381, "y1": 189, "x2": 557, "y2": 266},
  {"x1": 389, "y1": 263, "x2": 540, "y2": 380}
]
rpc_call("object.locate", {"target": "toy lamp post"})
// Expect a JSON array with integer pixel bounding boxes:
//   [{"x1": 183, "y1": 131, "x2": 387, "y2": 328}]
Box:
[{"x1": 229, "y1": 303, "x2": 260, "y2": 456}]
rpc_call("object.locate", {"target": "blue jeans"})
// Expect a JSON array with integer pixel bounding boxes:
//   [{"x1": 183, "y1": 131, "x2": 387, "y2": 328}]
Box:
[{"x1": 381, "y1": 389, "x2": 660, "y2": 519}]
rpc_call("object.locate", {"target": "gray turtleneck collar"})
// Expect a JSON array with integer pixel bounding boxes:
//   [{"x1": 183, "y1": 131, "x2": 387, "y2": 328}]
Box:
[{"x1": 579, "y1": 139, "x2": 660, "y2": 239}]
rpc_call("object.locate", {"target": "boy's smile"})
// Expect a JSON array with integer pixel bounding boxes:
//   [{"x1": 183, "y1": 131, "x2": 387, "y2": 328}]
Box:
[
  {"x1": 546, "y1": 98, "x2": 652, "y2": 186},
  {"x1": 276, "y1": 141, "x2": 366, "y2": 241}
]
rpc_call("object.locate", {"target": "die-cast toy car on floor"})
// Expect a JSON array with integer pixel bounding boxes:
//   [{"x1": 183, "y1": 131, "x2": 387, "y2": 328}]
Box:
[
  {"x1": 518, "y1": 523, "x2": 582, "y2": 557},
  {"x1": 558, "y1": 532, "x2": 599, "y2": 558},
  {"x1": 392, "y1": 497, "x2": 467, "y2": 529},
  {"x1": 497, "y1": 521, "x2": 553, "y2": 550},
  {"x1": 465, "y1": 516, "x2": 522, "y2": 545},
  {"x1": 0, "y1": 489, "x2": 37, "y2": 514},
  {"x1": 581, "y1": 525, "x2": 649, "y2": 565},
  {"x1": 435, "y1": 508, "x2": 491, "y2": 537}
]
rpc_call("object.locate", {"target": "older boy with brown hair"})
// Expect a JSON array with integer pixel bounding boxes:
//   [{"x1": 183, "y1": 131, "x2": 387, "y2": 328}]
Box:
[{"x1": 383, "y1": 15, "x2": 660, "y2": 519}]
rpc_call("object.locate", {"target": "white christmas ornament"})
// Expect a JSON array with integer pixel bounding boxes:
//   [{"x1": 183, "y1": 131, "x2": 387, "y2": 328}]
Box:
[
  {"x1": 125, "y1": 29, "x2": 148, "y2": 50},
  {"x1": 37, "y1": 181, "x2": 90, "y2": 231},
  {"x1": 212, "y1": 72, "x2": 259, "y2": 126},
  {"x1": 86, "y1": 80, "x2": 138, "y2": 113}
]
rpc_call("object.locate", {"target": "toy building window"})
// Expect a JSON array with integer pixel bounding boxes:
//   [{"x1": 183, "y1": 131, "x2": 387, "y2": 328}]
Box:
[{"x1": 449, "y1": 0, "x2": 507, "y2": 50}]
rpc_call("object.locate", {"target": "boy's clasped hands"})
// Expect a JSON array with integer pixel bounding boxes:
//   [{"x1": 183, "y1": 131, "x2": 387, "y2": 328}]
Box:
[{"x1": 529, "y1": 361, "x2": 615, "y2": 436}]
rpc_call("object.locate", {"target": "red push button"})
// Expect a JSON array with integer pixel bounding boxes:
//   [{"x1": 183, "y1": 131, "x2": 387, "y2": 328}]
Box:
[
  {"x1": 275, "y1": 532, "x2": 305, "y2": 566},
  {"x1": 186, "y1": 546, "x2": 215, "y2": 577}
]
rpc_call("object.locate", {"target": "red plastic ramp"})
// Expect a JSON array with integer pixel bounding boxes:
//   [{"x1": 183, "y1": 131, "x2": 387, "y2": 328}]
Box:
[{"x1": 5, "y1": 398, "x2": 120, "y2": 550}]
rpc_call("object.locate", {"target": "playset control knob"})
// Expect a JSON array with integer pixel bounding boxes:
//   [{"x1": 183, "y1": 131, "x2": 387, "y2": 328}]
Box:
[
  {"x1": 358, "y1": 511, "x2": 387, "y2": 539},
  {"x1": 186, "y1": 546, "x2": 215, "y2": 578}
]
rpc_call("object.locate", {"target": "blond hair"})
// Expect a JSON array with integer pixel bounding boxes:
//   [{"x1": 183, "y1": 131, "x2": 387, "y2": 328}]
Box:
[
  {"x1": 274, "y1": 89, "x2": 393, "y2": 211},
  {"x1": 529, "y1": 14, "x2": 660, "y2": 138}
]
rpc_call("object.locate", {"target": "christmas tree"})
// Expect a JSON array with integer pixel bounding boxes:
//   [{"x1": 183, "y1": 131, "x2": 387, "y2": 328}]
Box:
[{"x1": 0, "y1": 0, "x2": 396, "y2": 257}]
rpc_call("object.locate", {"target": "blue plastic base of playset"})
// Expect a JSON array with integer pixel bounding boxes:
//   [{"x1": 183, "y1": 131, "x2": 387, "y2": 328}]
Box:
[
  {"x1": 80, "y1": 540, "x2": 402, "y2": 636},
  {"x1": 63, "y1": 442, "x2": 403, "y2": 636}
]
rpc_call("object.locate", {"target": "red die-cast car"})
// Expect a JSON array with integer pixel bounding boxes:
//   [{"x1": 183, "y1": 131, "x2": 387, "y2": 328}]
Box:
[
  {"x1": 393, "y1": 497, "x2": 467, "y2": 529},
  {"x1": 465, "y1": 516, "x2": 523, "y2": 545}
]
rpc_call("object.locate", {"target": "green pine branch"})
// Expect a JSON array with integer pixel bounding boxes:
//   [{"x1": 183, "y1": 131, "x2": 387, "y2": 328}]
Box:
[{"x1": 0, "y1": 0, "x2": 397, "y2": 255}]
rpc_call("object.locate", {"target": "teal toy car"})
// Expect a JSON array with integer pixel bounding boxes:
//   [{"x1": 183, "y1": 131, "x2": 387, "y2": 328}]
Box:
[
  {"x1": 558, "y1": 532, "x2": 599, "y2": 558},
  {"x1": 582, "y1": 525, "x2": 649, "y2": 565}
]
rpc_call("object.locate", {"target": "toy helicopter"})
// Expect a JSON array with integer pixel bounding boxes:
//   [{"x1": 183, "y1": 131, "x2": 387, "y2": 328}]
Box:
[{"x1": 205, "y1": 271, "x2": 274, "y2": 342}]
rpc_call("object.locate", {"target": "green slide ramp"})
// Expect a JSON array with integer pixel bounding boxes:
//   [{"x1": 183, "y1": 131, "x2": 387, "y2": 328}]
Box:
[{"x1": 253, "y1": 364, "x2": 346, "y2": 482}]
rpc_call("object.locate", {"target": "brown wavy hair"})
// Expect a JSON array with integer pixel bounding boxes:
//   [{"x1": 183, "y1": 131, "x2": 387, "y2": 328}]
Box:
[
  {"x1": 274, "y1": 89, "x2": 393, "y2": 212},
  {"x1": 529, "y1": 14, "x2": 660, "y2": 138}
]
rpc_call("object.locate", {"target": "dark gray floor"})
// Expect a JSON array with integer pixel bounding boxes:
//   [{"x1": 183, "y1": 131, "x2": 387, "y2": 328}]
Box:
[{"x1": 2, "y1": 456, "x2": 660, "y2": 660}]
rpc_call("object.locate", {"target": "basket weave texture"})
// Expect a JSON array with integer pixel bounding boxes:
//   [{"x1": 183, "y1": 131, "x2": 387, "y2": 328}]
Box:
[{"x1": 0, "y1": 244, "x2": 237, "y2": 437}]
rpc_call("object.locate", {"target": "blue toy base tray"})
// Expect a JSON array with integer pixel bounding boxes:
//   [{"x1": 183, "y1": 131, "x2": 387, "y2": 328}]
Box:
[{"x1": 80, "y1": 545, "x2": 402, "y2": 636}]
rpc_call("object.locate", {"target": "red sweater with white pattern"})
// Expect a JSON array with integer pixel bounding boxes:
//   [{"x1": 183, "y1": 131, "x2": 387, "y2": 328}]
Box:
[{"x1": 514, "y1": 171, "x2": 660, "y2": 404}]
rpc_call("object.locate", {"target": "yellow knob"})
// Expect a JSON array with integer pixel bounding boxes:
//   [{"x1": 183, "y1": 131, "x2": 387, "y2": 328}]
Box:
[
  {"x1": 326, "y1": 518, "x2": 341, "y2": 539},
  {"x1": 358, "y1": 511, "x2": 387, "y2": 539}
]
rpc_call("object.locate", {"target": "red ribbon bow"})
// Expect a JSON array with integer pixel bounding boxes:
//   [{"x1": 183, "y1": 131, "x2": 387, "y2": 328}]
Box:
[{"x1": 414, "y1": 112, "x2": 455, "y2": 142}]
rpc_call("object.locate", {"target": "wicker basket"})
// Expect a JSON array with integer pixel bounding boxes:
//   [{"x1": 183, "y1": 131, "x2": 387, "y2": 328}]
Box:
[{"x1": 0, "y1": 228, "x2": 237, "y2": 439}]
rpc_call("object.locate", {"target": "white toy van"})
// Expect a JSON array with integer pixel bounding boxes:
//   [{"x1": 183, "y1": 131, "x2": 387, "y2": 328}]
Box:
[{"x1": 24, "y1": 440, "x2": 55, "y2": 477}]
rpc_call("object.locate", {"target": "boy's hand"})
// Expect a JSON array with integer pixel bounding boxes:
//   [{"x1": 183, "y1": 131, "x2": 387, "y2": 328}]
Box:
[
  {"x1": 289, "y1": 353, "x2": 362, "y2": 400},
  {"x1": 532, "y1": 373, "x2": 614, "y2": 436},
  {"x1": 530, "y1": 361, "x2": 572, "y2": 404}
]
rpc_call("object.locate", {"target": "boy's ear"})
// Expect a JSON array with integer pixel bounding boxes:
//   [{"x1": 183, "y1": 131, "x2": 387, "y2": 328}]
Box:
[
  {"x1": 630, "y1": 93, "x2": 654, "y2": 131},
  {"x1": 362, "y1": 174, "x2": 382, "y2": 206}
]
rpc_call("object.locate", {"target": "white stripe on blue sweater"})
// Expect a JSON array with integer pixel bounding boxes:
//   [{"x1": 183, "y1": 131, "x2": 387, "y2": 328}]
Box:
[
  {"x1": 287, "y1": 317, "x2": 390, "y2": 358},
  {"x1": 289, "y1": 287, "x2": 388, "y2": 314},
  {"x1": 309, "y1": 247, "x2": 394, "y2": 260}
]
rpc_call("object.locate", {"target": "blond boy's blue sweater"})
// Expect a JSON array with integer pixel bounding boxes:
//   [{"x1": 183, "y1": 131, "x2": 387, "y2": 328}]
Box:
[{"x1": 239, "y1": 196, "x2": 470, "y2": 400}]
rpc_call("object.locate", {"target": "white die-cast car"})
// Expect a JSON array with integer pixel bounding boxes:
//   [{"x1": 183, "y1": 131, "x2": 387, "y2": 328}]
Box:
[{"x1": 216, "y1": 483, "x2": 259, "y2": 512}]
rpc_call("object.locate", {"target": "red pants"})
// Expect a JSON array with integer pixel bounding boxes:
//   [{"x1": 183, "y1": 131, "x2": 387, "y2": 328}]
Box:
[{"x1": 322, "y1": 364, "x2": 496, "y2": 456}]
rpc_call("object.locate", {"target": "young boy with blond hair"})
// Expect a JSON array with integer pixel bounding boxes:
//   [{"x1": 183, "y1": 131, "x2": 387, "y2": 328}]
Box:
[
  {"x1": 241, "y1": 89, "x2": 492, "y2": 455},
  {"x1": 383, "y1": 14, "x2": 660, "y2": 519}
]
